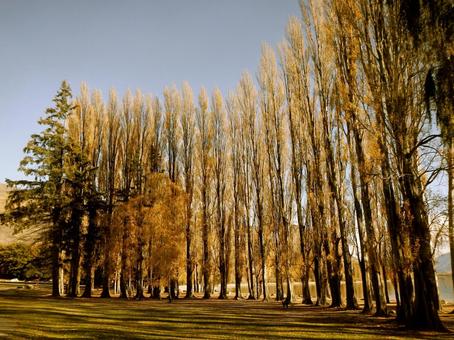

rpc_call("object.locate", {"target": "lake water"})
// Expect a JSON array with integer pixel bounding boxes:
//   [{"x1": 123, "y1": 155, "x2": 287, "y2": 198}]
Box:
[{"x1": 216, "y1": 273, "x2": 454, "y2": 303}]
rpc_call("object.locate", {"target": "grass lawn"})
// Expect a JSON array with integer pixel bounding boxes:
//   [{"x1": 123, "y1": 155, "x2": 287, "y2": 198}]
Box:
[{"x1": 0, "y1": 284, "x2": 453, "y2": 339}]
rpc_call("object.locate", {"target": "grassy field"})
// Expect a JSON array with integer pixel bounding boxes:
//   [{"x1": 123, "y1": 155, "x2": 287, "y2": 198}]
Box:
[{"x1": 0, "y1": 284, "x2": 453, "y2": 339}]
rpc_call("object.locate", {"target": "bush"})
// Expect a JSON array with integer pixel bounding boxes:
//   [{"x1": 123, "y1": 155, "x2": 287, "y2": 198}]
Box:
[{"x1": 0, "y1": 243, "x2": 51, "y2": 280}]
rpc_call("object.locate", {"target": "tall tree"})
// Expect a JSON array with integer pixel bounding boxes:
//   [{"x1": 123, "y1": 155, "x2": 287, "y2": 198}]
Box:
[
  {"x1": 211, "y1": 88, "x2": 228, "y2": 299},
  {"x1": 79, "y1": 88, "x2": 105, "y2": 298},
  {"x1": 399, "y1": 0, "x2": 453, "y2": 297},
  {"x1": 163, "y1": 85, "x2": 181, "y2": 299},
  {"x1": 226, "y1": 92, "x2": 244, "y2": 300},
  {"x1": 100, "y1": 89, "x2": 121, "y2": 298},
  {"x1": 196, "y1": 87, "x2": 213, "y2": 299},
  {"x1": 132, "y1": 90, "x2": 151, "y2": 300},
  {"x1": 180, "y1": 82, "x2": 196, "y2": 298},
  {"x1": 259, "y1": 44, "x2": 291, "y2": 302},
  {"x1": 238, "y1": 72, "x2": 266, "y2": 300},
  {"x1": 355, "y1": 0, "x2": 442, "y2": 327},
  {"x1": 279, "y1": 18, "x2": 313, "y2": 305},
  {"x1": 296, "y1": 3, "x2": 330, "y2": 305},
  {"x1": 4, "y1": 81, "x2": 74, "y2": 297},
  {"x1": 66, "y1": 83, "x2": 93, "y2": 298}
]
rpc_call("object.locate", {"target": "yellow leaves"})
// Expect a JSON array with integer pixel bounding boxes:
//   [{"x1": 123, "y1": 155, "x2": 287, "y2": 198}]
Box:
[
  {"x1": 198, "y1": 87, "x2": 209, "y2": 114},
  {"x1": 363, "y1": 131, "x2": 383, "y2": 173},
  {"x1": 336, "y1": 81, "x2": 349, "y2": 105},
  {"x1": 211, "y1": 88, "x2": 223, "y2": 115},
  {"x1": 181, "y1": 81, "x2": 195, "y2": 121},
  {"x1": 258, "y1": 43, "x2": 279, "y2": 93},
  {"x1": 145, "y1": 173, "x2": 186, "y2": 274},
  {"x1": 285, "y1": 16, "x2": 304, "y2": 62},
  {"x1": 110, "y1": 173, "x2": 187, "y2": 279},
  {"x1": 236, "y1": 72, "x2": 257, "y2": 126}
]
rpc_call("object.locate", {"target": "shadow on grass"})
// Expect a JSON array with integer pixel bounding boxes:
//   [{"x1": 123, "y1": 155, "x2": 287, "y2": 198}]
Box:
[{"x1": 0, "y1": 290, "x2": 453, "y2": 339}]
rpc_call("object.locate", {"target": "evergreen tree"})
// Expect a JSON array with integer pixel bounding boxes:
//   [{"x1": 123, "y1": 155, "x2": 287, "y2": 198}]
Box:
[{"x1": 3, "y1": 80, "x2": 74, "y2": 297}]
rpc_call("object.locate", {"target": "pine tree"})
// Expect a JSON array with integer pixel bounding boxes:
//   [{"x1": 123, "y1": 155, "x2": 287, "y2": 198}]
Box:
[{"x1": 3, "y1": 80, "x2": 74, "y2": 297}]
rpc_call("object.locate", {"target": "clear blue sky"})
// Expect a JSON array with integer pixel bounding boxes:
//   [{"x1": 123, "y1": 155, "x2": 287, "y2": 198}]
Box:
[{"x1": 0, "y1": 0, "x2": 300, "y2": 181}]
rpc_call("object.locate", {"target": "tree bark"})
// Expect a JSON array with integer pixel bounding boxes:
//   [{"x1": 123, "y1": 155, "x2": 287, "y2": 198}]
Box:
[
  {"x1": 100, "y1": 223, "x2": 111, "y2": 298},
  {"x1": 185, "y1": 217, "x2": 193, "y2": 298},
  {"x1": 68, "y1": 200, "x2": 83, "y2": 298},
  {"x1": 51, "y1": 214, "x2": 62, "y2": 297},
  {"x1": 353, "y1": 126, "x2": 387, "y2": 316},
  {"x1": 82, "y1": 205, "x2": 97, "y2": 298},
  {"x1": 119, "y1": 218, "x2": 129, "y2": 299},
  {"x1": 135, "y1": 238, "x2": 145, "y2": 300},
  {"x1": 246, "y1": 217, "x2": 256, "y2": 300},
  {"x1": 202, "y1": 192, "x2": 210, "y2": 299},
  {"x1": 401, "y1": 155, "x2": 443, "y2": 329},
  {"x1": 448, "y1": 138, "x2": 454, "y2": 294},
  {"x1": 233, "y1": 200, "x2": 241, "y2": 299},
  {"x1": 347, "y1": 129, "x2": 372, "y2": 313}
]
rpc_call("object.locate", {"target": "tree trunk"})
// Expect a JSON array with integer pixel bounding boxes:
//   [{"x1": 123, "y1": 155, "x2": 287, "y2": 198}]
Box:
[
  {"x1": 299, "y1": 213, "x2": 312, "y2": 304},
  {"x1": 274, "y1": 237, "x2": 283, "y2": 301},
  {"x1": 353, "y1": 128, "x2": 387, "y2": 316},
  {"x1": 448, "y1": 138, "x2": 454, "y2": 294},
  {"x1": 119, "y1": 270, "x2": 128, "y2": 299},
  {"x1": 375, "y1": 114, "x2": 413, "y2": 322},
  {"x1": 299, "y1": 227, "x2": 312, "y2": 305},
  {"x1": 82, "y1": 205, "x2": 97, "y2": 298},
  {"x1": 119, "y1": 229, "x2": 129, "y2": 299},
  {"x1": 324, "y1": 234, "x2": 341, "y2": 308},
  {"x1": 151, "y1": 275, "x2": 161, "y2": 299},
  {"x1": 393, "y1": 274, "x2": 400, "y2": 307},
  {"x1": 202, "y1": 183, "x2": 210, "y2": 299},
  {"x1": 100, "y1": 251, "x2": 111, "y2": 297},
  {"x1": 51, "y1": 228, "x2": 61, "y2": 297},
  {"x1": 58, "y1": 262, "x2": 64, "y2": 296},
  {"x1": 219, "y1": 241, "x2": 227, "y2": 299},
  {"x1": 147, "y1": 267, "x2": 153, "y2": 296},
  {"x1": 100, "y1": 213, "x2": 112, "y2": 298},
  {"x1": 382, "y1": 262, "x2": 390, "y2": 304},
  {"x1": 68, "y1": 203, "x2": 82, "y2": 298},
  {"x1": 313, "y1": 245, "x2": 326, "y2": 305},
  {"x1": 285, "y1": 277, "x2": 292, "y2": 304},
  {"x1": 246, "y1": 217, "x2": 256, "y2": 300},
  {"x1": 233, "y1": 208, "x2": 241, "y2": 299},
  {"x1": 135, "y1": 240, "x2": 144, "y2": 300},
  {"x1": 169, "y1": 279, "x2": 177, "y2": 299},
  {"x1": 348, "y1": 141, "x2": 372, "y2": 313},
  {"x1": 402, "y1": 156, "x2": 443, "y2": 330},
  {"x1": 321, "y1": 107, "x2": 356, "y2": 309},
  {"x1": 185, "y1": 218, "x2": 193, "y2": 298},
  {"x1": 194, "y1": 264, "x2": 199, "y2": 293},
  {"x1": 218, "y1": 203, "x2": 227, "y2": 299},
  {"x1": 202, "y1": 236, "x2": 210, "y2": 299},
  {"x1": 338, "y1": 208, "x2": 357, "y2": 309},
  {"x1": 255, "y1": 187, "x2": 267, "y2": 300}
]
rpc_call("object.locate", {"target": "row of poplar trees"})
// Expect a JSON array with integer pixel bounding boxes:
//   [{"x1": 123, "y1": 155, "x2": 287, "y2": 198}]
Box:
[{"x1": 3, "y1": 0, "x2": 452, "y2": 331}]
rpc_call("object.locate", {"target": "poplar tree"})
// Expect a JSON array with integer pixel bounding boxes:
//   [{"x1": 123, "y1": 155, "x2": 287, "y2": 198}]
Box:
[
  {"x1": 211, "y1": 88, "x2": 228, "y2": 299},
  {"x1": 196, "y1": 87, "x2": 213, "y2": 299},
  {"x1": 180, "y1": 82, "x2": 196, "y2": 298}
]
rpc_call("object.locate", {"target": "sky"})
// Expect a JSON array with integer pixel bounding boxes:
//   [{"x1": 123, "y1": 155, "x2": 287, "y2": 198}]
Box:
[{"x1": 0, "y1": 0, "x2": 300, "y2": 182}]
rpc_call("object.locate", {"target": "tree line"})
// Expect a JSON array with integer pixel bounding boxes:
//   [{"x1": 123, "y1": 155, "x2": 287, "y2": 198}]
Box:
[{"x1": 2, "y1": 0, "x2": 452, "y2": 331}]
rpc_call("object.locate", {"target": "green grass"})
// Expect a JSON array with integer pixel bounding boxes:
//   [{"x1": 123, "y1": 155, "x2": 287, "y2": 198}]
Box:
[{"x1": 0, "y1": 284, "x2": 453, "y2": 339}]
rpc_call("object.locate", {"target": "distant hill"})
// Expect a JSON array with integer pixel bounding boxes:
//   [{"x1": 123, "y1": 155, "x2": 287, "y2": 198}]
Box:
[
  {"x1": 435, "y1": 253, "x2": 452, "y2": 274},
  {"x1": 0, "y1": 183, "x2": 37, "y2": 244},
  {"x1": 0, "y1": 183, "x2": 7, "y2": 212},
  {"x1": 0, "y1": 183, "x2": 16, "y2": 243}
]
